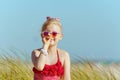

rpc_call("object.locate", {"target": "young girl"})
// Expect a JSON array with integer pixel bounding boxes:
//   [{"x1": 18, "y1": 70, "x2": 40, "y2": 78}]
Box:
[{"x1": 31, "y1": 17, "x2": 71, "y2": 80}]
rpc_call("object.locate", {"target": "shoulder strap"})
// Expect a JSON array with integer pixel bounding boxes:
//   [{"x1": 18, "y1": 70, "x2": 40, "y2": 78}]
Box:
[{"x1": 57, "y1": 49, "x2": 60, "y2": 61}]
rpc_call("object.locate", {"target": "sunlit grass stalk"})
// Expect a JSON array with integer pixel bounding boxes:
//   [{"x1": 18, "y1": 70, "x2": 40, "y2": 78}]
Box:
[{"x1": 0, "y1": 48, "x2": 120, "y2": 80}]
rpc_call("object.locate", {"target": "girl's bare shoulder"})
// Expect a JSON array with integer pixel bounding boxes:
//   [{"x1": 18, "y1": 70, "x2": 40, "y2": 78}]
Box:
[
  {"x1": 58, "y1": 49, "x2": 70, "y2": 66},
  {"x1": 58, "y1": 49, "x2": 70, "y2": 58}
]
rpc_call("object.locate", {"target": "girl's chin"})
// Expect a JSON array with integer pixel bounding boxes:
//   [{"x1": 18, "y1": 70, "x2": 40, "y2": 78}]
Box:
[
  {"x1": 49, "y1": 42, "x2": 57, "y2": 46},
  {"x1": 50, "y1": 43, "x2": 55, "y2": 46}
]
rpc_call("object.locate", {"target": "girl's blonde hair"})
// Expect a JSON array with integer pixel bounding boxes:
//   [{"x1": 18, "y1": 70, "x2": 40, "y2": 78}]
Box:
[{"x1": 41, "y1": 17, "x2": 62, "y2": 32}]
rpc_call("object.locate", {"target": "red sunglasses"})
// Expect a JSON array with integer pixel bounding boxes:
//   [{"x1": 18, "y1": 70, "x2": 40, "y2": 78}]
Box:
[{"x1": 41, "y1": 31, "x2": 59, "y2": 37}]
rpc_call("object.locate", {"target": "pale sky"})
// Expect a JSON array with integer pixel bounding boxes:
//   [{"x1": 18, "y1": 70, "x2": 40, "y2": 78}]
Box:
[{"x1": 0, "y1": 0, "x2": 120, "y2": 61}]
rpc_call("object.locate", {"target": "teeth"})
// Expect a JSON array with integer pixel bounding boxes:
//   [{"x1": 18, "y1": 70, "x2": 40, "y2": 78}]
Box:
[
  {"x1": 51, "y1": 38, "x2": 54, "y2": 40},
  {"x1": 50, "y1": 39, "x2": 54, "y2": 42}
]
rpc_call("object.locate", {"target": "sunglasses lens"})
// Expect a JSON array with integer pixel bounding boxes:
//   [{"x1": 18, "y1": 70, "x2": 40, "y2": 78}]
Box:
[
  {"x1": 43, "y1": 32, "x2": 49, "y2": 36},
  {"x1": 52, "y1": 32, "x2": 57, "y2": 37},
  {"x1": 43, "y1": 31, "x2": 58, "y2": 37}
]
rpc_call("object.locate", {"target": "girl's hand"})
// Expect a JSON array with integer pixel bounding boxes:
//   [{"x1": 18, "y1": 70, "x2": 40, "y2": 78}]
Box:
[{"x1": 42, "y1": 37, "x2": 51, "y2": 50}]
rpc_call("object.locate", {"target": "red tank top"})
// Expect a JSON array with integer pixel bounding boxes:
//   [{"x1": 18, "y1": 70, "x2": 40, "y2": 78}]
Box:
[{"x1": 33, "y1": 50, "x2": 64, "y2": 79}]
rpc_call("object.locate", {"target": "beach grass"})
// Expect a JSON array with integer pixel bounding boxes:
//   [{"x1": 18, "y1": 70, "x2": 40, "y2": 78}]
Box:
[
  {"x1": 0, "y1": 48, "x2": 120, "y2": 80},
  {"x1": 0, "y1": 48, "x2": 33, "y2": 80}
]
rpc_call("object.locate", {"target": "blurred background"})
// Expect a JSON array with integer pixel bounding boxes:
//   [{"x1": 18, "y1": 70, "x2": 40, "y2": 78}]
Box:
[{"x1": 0, "y1": 0, "x2": 120, "y2": 62}]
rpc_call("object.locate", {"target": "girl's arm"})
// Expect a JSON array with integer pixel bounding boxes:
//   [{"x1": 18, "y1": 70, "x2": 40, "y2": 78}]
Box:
[
  {"x1": 63, "y1": 52, "x2": 71, "y2": 80},
  {"x1": 31, "y1": 37, "x2": 50, "y2": 71},
  {"x1": 31, "y1": 48, "x2": 47, "y2": 71}
]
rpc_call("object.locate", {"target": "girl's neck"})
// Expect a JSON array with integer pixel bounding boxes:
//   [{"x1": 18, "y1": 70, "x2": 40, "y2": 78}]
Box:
[{"x1": 48, "y1": 45, "x2": 57, "y2": 55}]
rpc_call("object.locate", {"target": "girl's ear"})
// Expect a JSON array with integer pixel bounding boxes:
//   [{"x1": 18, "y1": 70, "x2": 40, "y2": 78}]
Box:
[
  {"x1": 40, "y1": 33, "x2": 43, "y2": 38},
  {"x1": 59, "y1": 34, "x2": 63, "y2": 40}
]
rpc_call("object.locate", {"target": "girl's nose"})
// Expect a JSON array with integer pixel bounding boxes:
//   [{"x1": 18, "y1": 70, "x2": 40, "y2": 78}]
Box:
[{"x1": 48, "y1": 33, "x2": 52, "y2": 38}]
